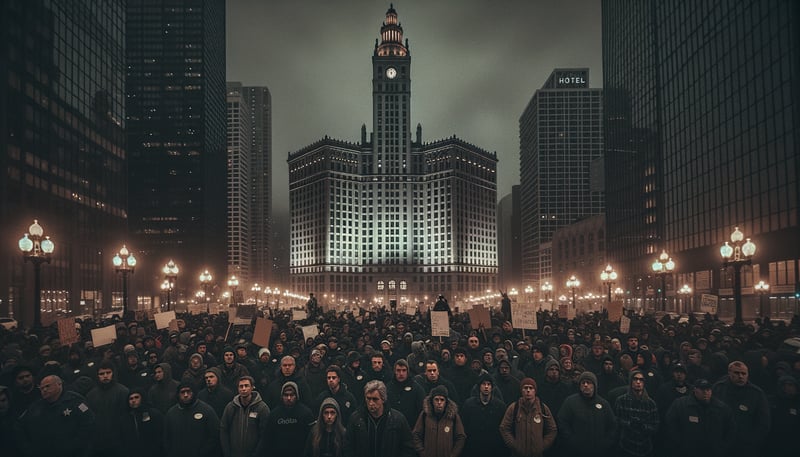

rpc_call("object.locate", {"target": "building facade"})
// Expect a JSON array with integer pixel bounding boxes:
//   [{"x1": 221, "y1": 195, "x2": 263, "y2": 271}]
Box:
[
  {"x1": 126, "y1": 0, "x2": 228, "y2": 306},
  {"x1": 603, "y1": 0, "x2": 800, "y2": 319},
  {"x1": 226, "y1": 83, "x2": 251, "y2": 283},
  {"x1": 519, "y1": 69, "x2": 604, "y2": 300},
  {"x1": 0, "y1": 0, "x2": 127, "y2": 324},
  {"x1": 498, "y1": 186, "x2": 522, "y2": 293},
  {"x1": 288, "y1": 6, "x2": 497, "y2": 308}
]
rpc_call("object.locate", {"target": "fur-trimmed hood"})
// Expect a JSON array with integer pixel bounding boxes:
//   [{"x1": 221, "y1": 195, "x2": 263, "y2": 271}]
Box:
[{"x1": 422, "y1": 392, "x2": 459, "y2": 420}]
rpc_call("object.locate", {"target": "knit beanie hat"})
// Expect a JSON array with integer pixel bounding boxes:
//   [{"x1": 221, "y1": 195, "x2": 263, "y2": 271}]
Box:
[
  {"x1": 546, "y1": 359, "x2": 561, "y2": 371},
  {"x1": 282, "y1": 381, "x2": 299, "y2": 400},
  {"x1": 430, "y1": 385, "x2": 449, "y2": 399},
  {"x1": 520, "y1": 377, "x2": 537, "y2": 390},
  {"x1": 578, "y1": 371, "x2": 597, "y2": 386}
]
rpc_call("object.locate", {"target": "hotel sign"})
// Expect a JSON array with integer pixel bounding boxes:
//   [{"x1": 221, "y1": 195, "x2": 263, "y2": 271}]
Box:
[{"x1": 553, "y1": 71, "x2": 589, "y2": 88}]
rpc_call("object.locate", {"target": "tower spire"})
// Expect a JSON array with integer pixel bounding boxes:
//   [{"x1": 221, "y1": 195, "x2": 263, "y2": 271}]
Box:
[{"x1": 376, "y1": 4, "x2": 407, "y2": 56}]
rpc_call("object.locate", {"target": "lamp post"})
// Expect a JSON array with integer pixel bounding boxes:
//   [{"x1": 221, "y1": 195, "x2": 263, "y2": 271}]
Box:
[
  {"x1": 199, "y1": 269, "x2": 213, "y2": 313},
  {"x1": 524, "y1": 285, "x2": 533, "y2": 304},
  {"x1": 162, "y1": 260, "x2": 179, "y2": 311},
  {"x1": 566, "y1": 275, "x2": 580, "y2": 311},
  {"x1": 600, "y1": 264, "x2": 618, "y2": 307},
  {"x1": 720, "y1": 226, "x2": 756, "y2": 326},
  {"x1": 754, "y1": 280, "x2": 769, "y2": 319},
  {"x1": 651, "y1": 250, "x2": 675, "y2": 312},
  {"x1": 18, "y1": 220, "x2": 55, "y2": 329},
  {"x1": 541, "y1": 282, "x2": 553, "y2": 304},
  {"x1": 227, "y1": 275, "x2": 239, "y2": 306},
  {"x1": 112, "y1": 245, "x2": 137, "y2": 317},
  {"x1": 678, "y1": 284, "x2": 693, "y2": 314},
  {"x1": 251, "y1": 283, "x2": 262, "y2": 307}
]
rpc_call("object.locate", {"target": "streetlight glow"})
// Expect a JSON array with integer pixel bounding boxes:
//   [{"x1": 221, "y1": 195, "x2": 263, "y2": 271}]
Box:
[
  {"x1": 18, "y1": 220, "x2": 55, "y2": 328},
  {"x1": 720, "y1": 226, "x2": 756, "y2": 326}
]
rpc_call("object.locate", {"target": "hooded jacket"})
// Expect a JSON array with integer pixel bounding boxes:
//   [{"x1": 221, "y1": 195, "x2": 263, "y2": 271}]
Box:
[
  {"x1": 148, "y1": 362, "x2": 180, "y2": 414},
  {"x1": 86, "y1": 373, "x2": 129, "y2": 453},
  {"x1": 556, "y1": 372, "x2": 617, "y2": 456},
  {"x1": 264, "y1": 381, "x2": 315, "y2": 456},
  {"x1": 304, "y1": 397, "x2": 346, "y2": 457},
  {"x1": 220, "y1": 390, "x2": 270, "y2": 457},
  {"x1": 412, "y1": 388, "x2": 466, "y2": 457},
  {"x1": 118, "y1": 389, "x2": 165, "y2": 457},
  {"x1": 164, "y1": 383, "x2": 221, "y2": 457}
]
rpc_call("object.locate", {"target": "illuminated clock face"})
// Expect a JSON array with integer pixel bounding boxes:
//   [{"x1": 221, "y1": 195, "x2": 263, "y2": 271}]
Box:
[{"x1": 386, "y1": 67, "x2": 397, "y2": 79}]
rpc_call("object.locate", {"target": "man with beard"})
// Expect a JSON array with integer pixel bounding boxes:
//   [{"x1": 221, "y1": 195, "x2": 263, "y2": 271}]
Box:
[
  {"x1": 495, "y1": 359, "x2": 521, "y2": 407},
  {"x1": 181, "y1": 352, "x2": 207, "y2": 392},
  {"x1": 341, "y1": 351, "x2": 368, "y2": 407},
  {"x1": 367, "y1": 352, "x2": 392, "y2": 383},
  {"x1": 412, "y1": 385, "x2": 466, "y2": 457},
  {"x1": 614, "y1": 370, "x2": 660, "y2": 457},
  {"x1": 461, "y1": 373, "x2": 507, "y2": 457},
  {"x1": 164, "y1": 382, "x2": 221, "y2": 457},
  {"x1": 597, "y1": 355, "x2": 626, "y2": 399},
  {"x1": 15, "y1": 375, "x2": 95, "y2": 457},
  {"x1": 117, "y1": 388, "x2": 164, "y2": 457},
  {"x1": 386, "y1": 359, "x2": 426, "y2": 427},
  {"x1": 499, "y1": 377, "x2": 557, "y2": 457},
  {"x1": 264, "y1": 382, "x2": 315, "y2": 456},
  {"x1": 9, "y1": 365, "x2": 40, "y2": 418},
  {"x1": 557, "y1": 371, "x2": 618, "y2": 457},
  {"x1": 217, "y1": 347, "x2": 250, "y2": 392},
  {"x1": 220, "y1": 376, "x2": 270, "y2": 457},
  {"x1": 303, "y1": 348, "x2": 328, "y2": 399},
  {"x1": 86, "y1": 361, "x2": 129, "y2": 457},
  {"x1": 537, "y1": 358, "x2": 574, "y2": 416},
  {"x1": 198, "y1": 367, "x2": 234, "y2": 418}
]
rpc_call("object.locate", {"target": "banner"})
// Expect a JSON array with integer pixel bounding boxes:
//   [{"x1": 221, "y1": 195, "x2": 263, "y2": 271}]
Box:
[
  {"x1": 511, "y1": 302, "x2": 538, "y2": 330},
  {"x1": 700, "y1": 294, "x2": 718, "y2": 314},
  {"x1": 154, "y1": 311, "x2": 177, "y2": 330},
  {"x1": 430, "y1": 311, "x2": 450, "y2": 337},
  {"x1": 91, "y1": 325, "x2": 116, "y2": 347}
]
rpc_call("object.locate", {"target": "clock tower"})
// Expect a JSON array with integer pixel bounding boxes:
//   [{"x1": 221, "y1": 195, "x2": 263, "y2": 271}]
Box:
[{"x1": 371, "y1": 4, "x2": 411, "y2": 175}]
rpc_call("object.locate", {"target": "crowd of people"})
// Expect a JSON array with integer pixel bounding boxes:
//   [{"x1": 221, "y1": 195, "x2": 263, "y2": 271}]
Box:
[{"x1": 1, "y1": 298, "x2": 799, "y2": 457}]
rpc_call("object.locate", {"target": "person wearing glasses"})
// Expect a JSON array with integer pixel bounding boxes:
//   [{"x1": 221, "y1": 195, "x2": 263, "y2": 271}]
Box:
[
  {"x1": 613, "y1": 370, "x2": 660, "y2": 457},
  {"x1": 14, "y1": 375, "x2": 96, "y2": 457}
]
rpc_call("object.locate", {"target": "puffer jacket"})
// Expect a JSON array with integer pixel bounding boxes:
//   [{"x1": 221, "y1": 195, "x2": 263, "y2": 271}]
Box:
[
  {"x1": 412, "y1": 395, "x2": 466, "y2": 457},
  {"x1": 499, "y1": 397, "x2": 557, "y2": 457}
]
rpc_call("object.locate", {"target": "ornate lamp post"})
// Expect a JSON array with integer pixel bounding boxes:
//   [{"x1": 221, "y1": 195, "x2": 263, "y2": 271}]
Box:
[
  {"x1": 678, "y1": 284, "x2": 693, "y2": 314},
  {"x1": 566, "y1": 275, "x2": 580, "y2": 311},
  {"x1": 720, "y1": 226, "x2": 756, "y2": 326},
  {"x1": 600, "y1": 264, "x2": 618, "y2": 306},
  {"x1": 541, "y1": 282, "x2": 553, "y2": 303},
  {"x1": 227, "y1": 275, "x2": 239, "y2": 306},
  {"x1": 651, "y1": 250, "x2": 675, "y2": 312},
  {"x1": 112, "y1": 245, "x2": 137, "y2": 317},
  {"x1": 251, "y1": 283, "x2": 262, "y2": 306},
  {"x1": 524, "y1": 285, "x2": 533, "y2": 304},
  {"x1": 18, "y1": 220, "x2": 55, "y2": 329},
  {"x1": 754, "y1": 280, "x2": 769, "y2": 319},
  {"x1": 162, "y1": 260, "x2": 179, "y2": 311},
  {"x1": 199, "y1": 269, "x2": 213, "y2": 313}
]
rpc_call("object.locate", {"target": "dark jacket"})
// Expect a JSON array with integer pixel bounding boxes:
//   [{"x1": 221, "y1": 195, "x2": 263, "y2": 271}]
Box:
[
  {"x1": 460, "y1": 393, "x2": 507, "y2": 457},
  {"x1": 314, "y1": 384, "x2": 358, "y2": 425},
  {"x1": 712, "y1": 378, "x2": 771, "y2": 457},
  {"x1": 344, "y1": 406, "x2": 415, "y2": 457},
  {"x1": 264, "y1": 400, "x2": 315, "y2": 456},
  {"x1": 499, "y1": 397, "x2": 557, "y2": 457},
  {"x1": 86, "y1": 379, "x2": 129, "y2": 453},
  {"x1": 198, "y1": 383, "x2": 235, "y2": 418},
  {"x1": 412, "y1": 394, "x2": 466, "y2": 457},
  {"x1": 557, "y1": 391, "x2": 617, "y2": 457},
  {"x1": 220, "y1": 391, "x2": 270, "y2": 457},
  {"x1": 164, "y1": 397, "x2": 221, "y2": 457},
  {"x1": 148, "y1": 362, "x2": 180, "y2": 414},
  {"x1": 387, "y1": 377, "x2": 426, "y2": 427},
  {"x1": 15, "y1": 390, "x2": 96, "y2": 457},
  {"x1": 118, "y1": 403, "x2": 165, "y2": 457},
  {"x1": 663, "y1": 394, "x2": 735, "y2": 457}
]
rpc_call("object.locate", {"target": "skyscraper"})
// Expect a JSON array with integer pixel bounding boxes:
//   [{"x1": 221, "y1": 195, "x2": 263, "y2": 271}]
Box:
[
  {"x1": 288, "y1": 6, "x2": 497, "y2": 307},
  {"x1": 603, "y1": 0, "x2": 800, "y2": 317},
  {"x1": 126, "y1": 0, "x2": 227, "y2": 298},
  {"x1": 519, "y1": 69, "x2": 604, "y2": 297},
  {"x1": 226, "y1": 83, "x2": 251, "y2": 283},
  {"x1": 0, "y1": 0, "x2": 127, "y2": 323}
]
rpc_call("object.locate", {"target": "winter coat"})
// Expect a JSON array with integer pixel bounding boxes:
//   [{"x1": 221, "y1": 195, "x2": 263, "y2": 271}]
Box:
[
  {"x1": 148, "y1": 362, "x2": 180, "y2": 414},
  {"x1": 663, "y1": 394, "x2": 735, "y2": 457},
  {"x1": 387, "y1": 377, "x2": 426, "y2": 427},
  {"x1": 460, "y1": 394, "x2": 507, "y2": 457},
  {"x1": 198, "y1": 384, "x2": 235, "y2": 418},
  {"x1": 712, "y1": 378, "x2": 771, "y2": 457},
  {"x1": 117, "y1": 405, "x2": 164, "y2": 457},
  {"x1": 219, "y1": 391, "x2": 270, "y2": 457},
  {"x1": 412, "y1": 395, "x2": 466, "y2": 457},
  {"x1": 164, "y1": 398, "x2": 221, "y2": 457},
  {"x1": 15, "y1": 390, "x2": 96, "y2": 457},
  {"x1": 86, "y1": 380, "x2": 129, "y2": 453},
  {"x1": 499, "y1": 397, "x2": 557, "y2": 457},
  {"x1": 344, "y1": 407, "x2": 415, "y2": 457},
  {"x1": 264, "y1": 401, "x2": 315, "y2": 456},
  {"x1": 556, "y1": 392, "x2": 617, "y2": 457}
]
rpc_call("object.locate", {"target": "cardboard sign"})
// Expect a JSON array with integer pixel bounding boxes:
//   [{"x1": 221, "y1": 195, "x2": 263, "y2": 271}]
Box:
[
  {"x1": 620, "y1": 315, "x2": 631, "y2": 334},
  {"x1": 404, "y1": 304, "x2": 417, "y2": 316},
  {"x1": 467, "y1": 305, "x2": 491, "y2": 329},
  {"x1": 229, "y1": 305, "x2": 257, "y2": 325},
  {"x1": 252, "y1": 317, "x2": 273, "y2": 348},
  {"x1": 301, "y1": 324, "x2": 319, "y2": 341},
  {"x1": 58, "y1": 317, "x2": 80, "y2": 346},
  {"x1": 91, "y1": 325, "x2": 116, "y2": 347},
  {"x1": 430, "y1": 311, "x2": 450, "y2": 337},
  {"x1": 154, "y1": 311, "x2": 177, "y2": 330},
  {"x1": 700, "y1": 294, "x2": 718, "y2": 314},
  {"x1": 511, "y1": 302, "x2": 538, "y2": 330},
  {"x1": 292, "y1": 310, "x2": 307, "y2": 322},
  {"x1": 607, "y1": 300, "x2": 624, "y2": 322}
]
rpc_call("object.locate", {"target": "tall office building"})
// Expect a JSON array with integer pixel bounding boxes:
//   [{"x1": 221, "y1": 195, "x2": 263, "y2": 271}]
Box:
[
  {"x1": 226, "y1": 83, "x2": 251, "y2": 283},
  {"x1": 0, "y1": 0, "x2": 127, "y2": 323},
  {"x1": 603, "y1": 0, "x2": 800, "y2": 317},
  {"x1": 498, "y1": 186, "x2": 522, "y2": 292},
  {"x1": 519, "y1": 69, "x2": 604, "y2": 297},
  {"x1": 126, "y1": 0, "x2": 227, "y2": 299},
  {"x1": 288, "y1": 6, "x2": 497, "y2": 307}
]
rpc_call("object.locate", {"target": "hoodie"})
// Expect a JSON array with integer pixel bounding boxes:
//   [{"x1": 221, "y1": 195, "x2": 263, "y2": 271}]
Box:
[
  {"x1": 148, "y1": 362, "x2": 180, "y2": 414},
  {"x1": 412, "y1": 387, "x2": 466, "y2": 457},
  {"x1": 220, "y1": 390, "x2": 270, "y2": 457}
]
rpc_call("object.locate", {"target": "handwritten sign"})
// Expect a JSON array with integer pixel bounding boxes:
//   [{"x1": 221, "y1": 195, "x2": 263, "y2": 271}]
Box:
[
  {"x1": 700, "y1": 294, "x2": 718, "y2": 314},
  {"x1": 511, "y1": 302, "x2": 538, "y2": 330},
  {"x1": 620, "y1": 315, "x2": 631, "y2": 334},
  {"x1": 301, "y1": 324, "x2": 319, "y2": 341},
  {"x1": 91, "y1": 325, "x2": 116, "y2": 347},
  {"x1": 154, "y1": 311, "x2": 177, "y2": 330},
  {"x1": 467, "y1": 305, "x2": 491, "y2": 329},
  {"x1": 58, "y1": 317, "x2": 80, "y2": 346},
  {"x1": 430, "y1": 311, "x2": 450, "y2": 337}
]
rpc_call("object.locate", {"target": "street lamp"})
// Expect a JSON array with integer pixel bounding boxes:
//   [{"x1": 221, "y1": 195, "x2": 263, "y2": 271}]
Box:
[
  {"x1": 541, "y1": 282, "x2": 553, "y2": 303},
  {"x1": 678, "y1": 284, "x2": 693, "y2": 314},
  {"x1": 251, "y1": 283, "x2": 262, "y2": 306},
  {"x1": 651, "y1": 250, "x2": 675, "y2": 312},
  {"x1": 162, "y1": 260, "x2": 179, "y2": 311},
  {"x1": 600, "y1": 264, "x2": 618, "y2": 306},
  {"x1": 227, "y1": 275, "x2": 239, "y2": 305},
  {"x1": 754, "y1": 280, "x2": 769, "y2": 319},
  {"x1": 18, "y1": 220, "x2": 55, "y2": 329},
  {"x1": 720, "y1": 226, "x2": 756, "y2": 326},
  {"x1": 199, "y1": 269, "x2": 213, "y2": 313},
  {"x1": 566, "y1": 275, "x2": 580, "y2": 311},
  {"x1": 112, "y1": 245, "x2": 137, "y2": 317},
  {"x1": 524, "y1": 285, "x2": 533, "y2": 304}
]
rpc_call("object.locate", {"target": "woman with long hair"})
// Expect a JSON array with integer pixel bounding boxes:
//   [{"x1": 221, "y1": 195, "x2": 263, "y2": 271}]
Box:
[{"x1": 305, "y1": 397, "x2": 345, "y2": 457}]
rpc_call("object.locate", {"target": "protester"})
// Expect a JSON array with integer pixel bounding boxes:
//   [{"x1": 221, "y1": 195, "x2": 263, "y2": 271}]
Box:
[
  {"x1": 461, "y1": 372, "x2": 506, "y2": 457},
  {"x1": 219, "y1": 375, "x2": 269, "y2": 457},
  {"x1": 499, "y1": 377, "x2": 557, "y2": 457},
  {"x1": 164, "y1": 381, "x2": 221, "y2": 457},
  {"x1": 305, "y1": 397, "x2": 346, "y2": 457},
  {"x1": 344, "y1": 380, "x2": 415, "y2": 457},
  {"x1": 411, "y1": 385, "x2": 466, "y2": 457}
]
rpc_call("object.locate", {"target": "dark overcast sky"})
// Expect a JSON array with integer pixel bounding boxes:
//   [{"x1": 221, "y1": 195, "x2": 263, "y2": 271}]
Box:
[{"x1": 226, "y1": 0, "x2": 603, "y2": 213}]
